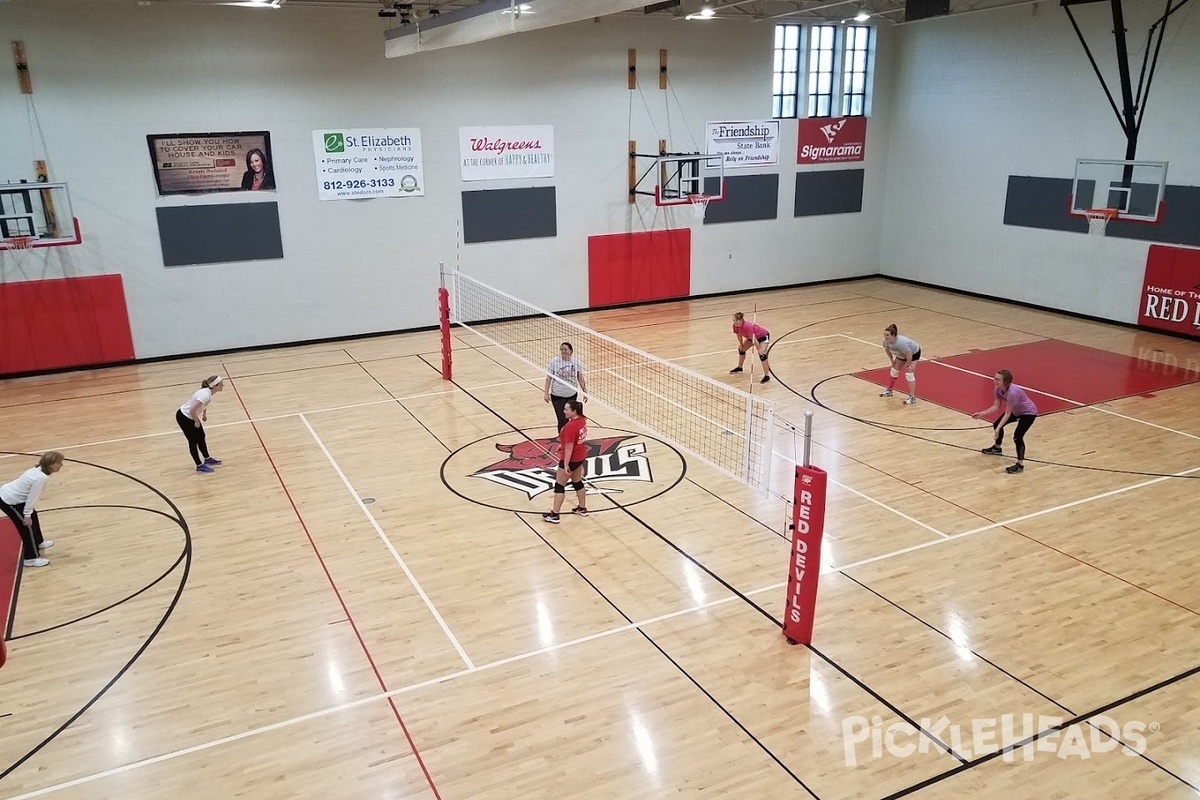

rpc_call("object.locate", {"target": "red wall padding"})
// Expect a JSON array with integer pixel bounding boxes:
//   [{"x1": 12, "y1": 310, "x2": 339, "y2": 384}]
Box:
[
  {"x1": 588, "y1": 228, "x2": 691, "y2": 307},
  {"x1": 0, "y1": 274, "x2": 135, "y2": 374}
]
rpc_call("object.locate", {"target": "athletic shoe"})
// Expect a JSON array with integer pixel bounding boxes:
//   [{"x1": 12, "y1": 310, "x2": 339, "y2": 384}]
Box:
[
  {"x1": 572, "y1": 507, "x2": 589, "y2": 516},
  {"x1": 729, "y1": 367, "x2": 743, "y2": 374},
  {"x1": 760, "y1": 375, "x2": 771, "y2": 384},
  {"x1": 879, "y1": 390, "x2": 893, "y2": 397},
  {"x1": 39, "y1": 540, "x2": 54, "y2": 550},
  {"x1": 1006, "y1": 463, "x2": 1025, "y2": 474},
  {"x1": 196, "y1": 464, "x2": 214, "y2": 473},
  {"x1": 542, "y1": 512, "x2": 560, "y2": 524},
  {"x1": 981, "y1": 445, "x2": 1002, "y2": 455},
  {"x1": 204, "y1": 457, "x2": 222, "y2": 465},
  {"x1": 23, "y1": 557, "x2": 49, "y2": 568},
  {"x1": 903, "y1": 396, "x2": 917, "y2": 405}
]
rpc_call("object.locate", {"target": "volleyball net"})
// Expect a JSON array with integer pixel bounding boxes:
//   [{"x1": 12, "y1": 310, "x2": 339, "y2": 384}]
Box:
[{"x1": 441, "y1": 265, "x2": 778, "y2": 496}]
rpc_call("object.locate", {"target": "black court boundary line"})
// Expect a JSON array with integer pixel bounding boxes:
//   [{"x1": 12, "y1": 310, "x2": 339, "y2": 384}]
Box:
[
  {"x1": 345, "y1": 349, "x2": 452, "y2": 452},
  {"x1": 0, "y1": 453, "x2": 192, "y2": 785},
  {"x1": 842, "y1": 573, "x2": 1200, "y2": 796},
  {"x1": 415, "y1": 348, "x2": 971, "y2": 769},
  {"x1": 841, "y1": 343, "x2": 1200, "y2": 425},
  {"x1": 510, "y1": 512, "x2": 821, "y2": 800},
  {"x1": 8, "y1": 505, "x2": 186, "y2": 641},
  {"x1": 879, "y1": 662, "x2": 1200, "y2": 799},
  {"x1": 3, "y1": 557, "x2": 20, "y2": 641},
  {"x1": 0, "y1": 274, "x2": 878, "y2": 383},
  {"x1": 4, "y1": 272, "x2": 1196, "y2": 386},
  {"x1": 804, "y1": 372, "x2": 1200, "y2": 482},
  {"x1": 427, "y1": 355, "x2": 828, "y2": 792},
  {"x1": 871, "y1": 274, "x2": 1200, "y2": 348}
]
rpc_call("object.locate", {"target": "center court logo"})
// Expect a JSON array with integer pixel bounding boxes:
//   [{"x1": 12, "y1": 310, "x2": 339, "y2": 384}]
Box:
[
  {"x1": 842, "y1": 714, "x2": 1158, "y2": 766},
  {"x1": 473, "y1": 435, "x2": 649, "y2": 498},
  {"x1": 440, "y1": 426, "x2": 685, "y2": 513}
]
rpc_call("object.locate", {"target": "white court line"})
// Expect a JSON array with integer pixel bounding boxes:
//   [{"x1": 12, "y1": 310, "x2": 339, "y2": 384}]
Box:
[
  {"x1": 826, "y1": 463, "x2": 1200, "y2": 575},
  {"x1": 670, "y1": 333, "x2": 846, "y2": 363},
  {"x1": 6, "y1": 580, "x2": 785, "y2": 800},
  {"x1": 824, "y1": 476, "x2": 950, "y2": 538},
  {"x1": 299, "y1": 413, "x2": 475, "y2": 671},
  {"x1": 0, "y1": 377, "x2": 542, "y2": 460},
  {"x1": 839, "y1": 333, "x2": 881, "y2": 350},
  {"x1": 933, "y1": 360, "x2": 1200, "y2": 443},
  {"x1": 836, "y1": 333, "x2": 1200, "y2": 443}
]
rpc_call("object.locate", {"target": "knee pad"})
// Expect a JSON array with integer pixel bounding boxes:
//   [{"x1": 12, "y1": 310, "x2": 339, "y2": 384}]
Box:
[
  {"x1": 905, "y1": 370, "x2": 915, "y2": 379},
  {"x1": 889, "y1": 368, "x2": 899, "y2": 379},
  {"x1": 759, "y1": 353, "x2": 768, "y2": 362},
  {"x1": 738, "y1": 349, "x2": 747, "y2": 356},
  {"x1": 554, "y1": 483, "x2": 566, "y2": 494},
  {"x1": 570, "y1": 481, "x2": 584, "y2": 492}
]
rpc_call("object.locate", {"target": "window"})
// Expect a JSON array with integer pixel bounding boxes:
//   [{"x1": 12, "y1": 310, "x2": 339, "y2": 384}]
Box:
[
  {"x1": 772, "y1": 25, "x2": 801, "y2": 119},
  {"x1": 807, "y1": 25, "x2": 837, "y2": 117},
  {"x1": 841, "y1": 25, "x2": 873, "y2": 116}
]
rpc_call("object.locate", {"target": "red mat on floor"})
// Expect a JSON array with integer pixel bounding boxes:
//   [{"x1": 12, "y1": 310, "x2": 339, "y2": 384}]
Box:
[
  {"x1": 1, "y1": 517, "x2": 20, "y2": 668},
  {"x1": 854, "y1": 339, "x2": 1200, "y2": 417}
]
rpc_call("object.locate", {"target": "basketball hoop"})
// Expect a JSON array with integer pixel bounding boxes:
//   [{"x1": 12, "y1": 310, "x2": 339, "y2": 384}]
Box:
[
  {"x1": 1, "y1": 236, "x2": 36, "y2": 251},
  {"x1": 687, "y1": 194, "x2": 710, "y2": 220},
  {"x1": 1083, "y1": 208, "x2": 1118, "y2": 237}
]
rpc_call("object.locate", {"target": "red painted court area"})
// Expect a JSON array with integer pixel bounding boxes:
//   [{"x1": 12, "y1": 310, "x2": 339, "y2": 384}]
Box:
[{"x1": 854, "y1": 339, "x2": 1200, "y2": 416}]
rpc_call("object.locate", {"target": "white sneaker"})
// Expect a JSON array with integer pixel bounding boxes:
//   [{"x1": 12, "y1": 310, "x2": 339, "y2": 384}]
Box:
[
  {"x1": 903, "y1": 396, "x2": 917, "y2": 405},
  {"x1": 39, "y1": 540, "x2": 54, "y2": 550},
  {"x1": 23, "y1": 557, "x2": 49, "y2": 568},
  {"x1": 879, "y1": 390, "x2": 893, "y2": 397}
]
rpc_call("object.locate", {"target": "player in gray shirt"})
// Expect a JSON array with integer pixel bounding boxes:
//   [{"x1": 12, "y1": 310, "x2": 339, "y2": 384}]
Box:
[{"x1": 881, "y1": 324, "x2": 921, "y2": 405}]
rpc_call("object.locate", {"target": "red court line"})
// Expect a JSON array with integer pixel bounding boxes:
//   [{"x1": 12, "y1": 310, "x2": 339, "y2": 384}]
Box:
[{"x1": 222, "y1": 372, "x2": 443, "y2": 799}]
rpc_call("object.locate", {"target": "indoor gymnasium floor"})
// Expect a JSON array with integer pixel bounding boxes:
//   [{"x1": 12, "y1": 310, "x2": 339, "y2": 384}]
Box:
[{"x1": 2, "y1": 277, "x2": 1200, "y2": 799}]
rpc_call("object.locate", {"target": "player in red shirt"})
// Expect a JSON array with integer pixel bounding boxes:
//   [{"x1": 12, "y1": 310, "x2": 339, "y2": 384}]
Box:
[
  {"x1": 730, "y1": 312, "x2": 772, "y2": 384},
  {"x1": 542, "y1": 400, "x2": 589, "y2": 524}
]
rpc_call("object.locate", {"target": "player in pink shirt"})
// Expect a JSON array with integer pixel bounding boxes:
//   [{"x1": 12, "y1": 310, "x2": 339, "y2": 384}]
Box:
[
  {"x1": 730, "y1": 312, "x2": 772, "y2": 384},
  {"x1": 972, "y1": 369, "x2": 1038, "y2": 474}
]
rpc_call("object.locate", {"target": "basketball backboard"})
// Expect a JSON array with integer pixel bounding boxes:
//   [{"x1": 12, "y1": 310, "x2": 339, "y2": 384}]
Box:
[
  {"x1": 0, "y1": 182, "x2": 82, "y2": 248},
  {"x1": 1070, "y1": 159, "x2": 1167, "y2": 223},
  {"x1": 654, "y1": 154, "x2": 725, "y2": 207}
]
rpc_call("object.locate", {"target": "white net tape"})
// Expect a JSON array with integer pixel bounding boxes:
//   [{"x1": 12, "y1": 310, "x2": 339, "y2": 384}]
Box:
[{"x1": 448, "y1": 268, "x2": 777, "y2": 495}]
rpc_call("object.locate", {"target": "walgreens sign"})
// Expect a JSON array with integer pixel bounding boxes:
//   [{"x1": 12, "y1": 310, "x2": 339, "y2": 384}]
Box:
[
  {"x1": 797, "y1": 117, "x2": 867, "y2": 164},
  {"x1": 459, "y1": 125, "x2": 555, "y2": 181}
]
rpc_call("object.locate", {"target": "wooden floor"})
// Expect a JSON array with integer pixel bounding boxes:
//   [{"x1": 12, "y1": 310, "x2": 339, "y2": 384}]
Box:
[{"x1": 2, "y1": 277, "x2": 1200, "y2": 800}]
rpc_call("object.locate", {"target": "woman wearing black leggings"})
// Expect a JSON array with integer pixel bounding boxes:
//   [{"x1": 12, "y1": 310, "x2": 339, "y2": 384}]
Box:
[
  {"x1": 973, "y1": 369, "x2": 1038, "y2": 474},
  {"x1": 177, "y1": 375, "x2": 225, "y2": 473}
]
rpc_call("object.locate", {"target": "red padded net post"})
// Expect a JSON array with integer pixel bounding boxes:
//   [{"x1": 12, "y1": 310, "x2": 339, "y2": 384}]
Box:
[{"x1": 438, "y1": 286, "x2": 452, "y2": 381}]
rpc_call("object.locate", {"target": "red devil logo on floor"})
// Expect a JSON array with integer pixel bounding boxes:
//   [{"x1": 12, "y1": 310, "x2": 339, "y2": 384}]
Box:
[{"x1": 471, "y1": 434, "x2": 653, "y2": 499}]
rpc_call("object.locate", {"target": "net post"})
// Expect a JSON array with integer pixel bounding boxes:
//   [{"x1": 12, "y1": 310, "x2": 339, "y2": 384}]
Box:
[
  {"x1": 759, "y1": 406, "x2": 775, "y2": 498},
  {"x1": 742, "y1": 396, "x2": 754, "y2": 484},
  {"x1": 802, "y1": 410, "x2": 813, "y2": 468},
  {"x1": 438, "y1": 261, "x2": 452, "y2": 381},
  {"x1": 783, "y1": 409, "x2": 825, "y2": 646}
]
